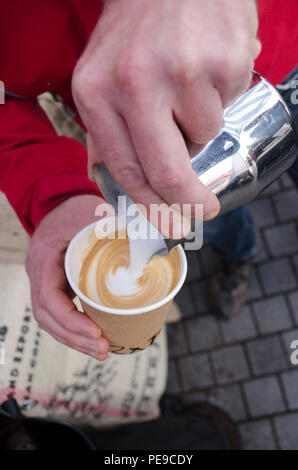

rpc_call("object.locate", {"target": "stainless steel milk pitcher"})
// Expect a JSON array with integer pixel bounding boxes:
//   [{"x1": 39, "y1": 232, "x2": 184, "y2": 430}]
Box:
[{"x1": 191, "y1": 72, "x2": 298, "y2": 215}]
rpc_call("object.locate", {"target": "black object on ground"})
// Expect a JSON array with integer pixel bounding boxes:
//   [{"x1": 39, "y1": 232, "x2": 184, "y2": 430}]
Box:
[
  {"x1": 83, "y1": 396, "x2": 241, "y2": 450},
  {"x1": 0, "y1": 394, "x2": 94, "y2": 450}
]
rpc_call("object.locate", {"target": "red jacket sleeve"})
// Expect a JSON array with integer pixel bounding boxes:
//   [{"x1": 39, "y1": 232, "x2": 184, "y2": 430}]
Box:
[
  {"x1": 256, "y1": 0, "x2": 298, "y2": 85},
  {"x1": 0, "y1": 97, "x2": 102, "y2": 235}
]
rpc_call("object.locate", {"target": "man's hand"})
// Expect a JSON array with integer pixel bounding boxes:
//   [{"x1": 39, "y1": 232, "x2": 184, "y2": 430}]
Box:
[
  {"x1": 72, "y1": 0, "x2": 260, "y2": 233},
  {"x1": 25, "y1": 195, "x2": 110, "y2": 361}
]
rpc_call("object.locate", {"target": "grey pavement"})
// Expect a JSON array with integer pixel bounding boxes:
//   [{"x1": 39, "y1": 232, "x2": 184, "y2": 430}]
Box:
[{"x1": 166, "y1": 175, "x2": 298, "y2": 450}]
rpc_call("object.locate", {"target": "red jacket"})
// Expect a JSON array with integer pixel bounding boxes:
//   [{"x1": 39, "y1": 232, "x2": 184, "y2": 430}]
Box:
[{"x1": 0, "y1": 0, "x2": 297, "y2": 235}]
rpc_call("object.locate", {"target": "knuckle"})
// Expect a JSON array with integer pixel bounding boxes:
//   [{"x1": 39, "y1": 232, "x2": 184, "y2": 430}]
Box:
[
  {"x1": 72, "y1": 62, "x2": 106, "y2": 107},
  {"x1": 150, "y1": 167, "x2": 185, "y2": 192},
  {"x1": 111, "y1": 163, "x2": 146, "y2": 190},
  {"x1": 168, "y1": 43, "x2": 201, "y2": 87},
  {"x1": 213, "y1": 48, "x2": 252, "y2": 108},
  {"x1": 177, "y1": 69, "x2": 196, "y2": 88},
  {"x1": 217, "y1": 50, "x2": 251, "y2": 85},
  {"x1": 116, "y1": 47, "x2": 150, "y2": 95},
  {"x1": 72, "y1": 65, "x2": 91, "y2": 102},
  {"x1": 174, "y1": 60, "x2": 198, "y2": 87}
]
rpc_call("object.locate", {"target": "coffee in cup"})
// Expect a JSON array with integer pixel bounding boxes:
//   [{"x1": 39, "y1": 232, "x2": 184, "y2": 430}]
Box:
[{"x1": 79, "y1": 229, "x2": 180, "y2": 310}]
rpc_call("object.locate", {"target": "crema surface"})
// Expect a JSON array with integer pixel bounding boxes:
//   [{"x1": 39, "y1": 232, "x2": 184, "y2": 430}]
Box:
[{"x1": 79, "y1": 233, "x2": 180, "y2": 309}]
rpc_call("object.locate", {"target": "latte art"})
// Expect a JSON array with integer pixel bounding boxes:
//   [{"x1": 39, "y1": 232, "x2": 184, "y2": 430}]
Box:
[{"x1": 79, "y1": 232, "x2": 180, "y2": 309}]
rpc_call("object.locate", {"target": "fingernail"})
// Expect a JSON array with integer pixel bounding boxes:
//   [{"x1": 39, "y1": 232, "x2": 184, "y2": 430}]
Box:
[
  {"x1": 97, "y1": 353, "x2": 109, "y2": 362},
  {"x1": 88, "y1": 345, "x2": 99, "y2": 356},
  {"x1": 203, "y1": 207, "x2": 220, "y2": 222},
  {"x1": 88, "y1": 340, "x2": 109, "y2": 359}
]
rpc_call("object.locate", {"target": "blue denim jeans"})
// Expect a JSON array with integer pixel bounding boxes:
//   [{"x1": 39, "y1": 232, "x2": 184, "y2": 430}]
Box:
[
  {"x1": 204, "y1": 66, "x2": 298, "y2": 262},
  {"x1": 204, "y1": 206, "x2": 257, "y2": 262}
]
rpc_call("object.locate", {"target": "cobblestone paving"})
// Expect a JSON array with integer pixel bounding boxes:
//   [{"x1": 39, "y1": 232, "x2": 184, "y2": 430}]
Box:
[{"x1": 165, "y1": 173, "x2": 298, "y2": 450}]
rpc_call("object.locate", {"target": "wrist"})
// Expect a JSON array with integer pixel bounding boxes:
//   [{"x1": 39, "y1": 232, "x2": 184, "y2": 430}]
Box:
[{"x1": 34, "y1": 194, "x2": 104, "y2": 241}]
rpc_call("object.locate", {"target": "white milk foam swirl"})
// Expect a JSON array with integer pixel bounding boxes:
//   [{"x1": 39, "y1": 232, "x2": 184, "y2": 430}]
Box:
[
  {"x1": 107, "y1": 265, "x2": 143, "y2": 296},
  {"x1": 80, "y1": 236, "x2": 178, "y2": 309}
]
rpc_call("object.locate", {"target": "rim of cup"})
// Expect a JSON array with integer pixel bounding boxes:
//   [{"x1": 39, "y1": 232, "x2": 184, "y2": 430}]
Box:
[{"x1": 65, "y1": 221, "x2": 188, "y2": 316}]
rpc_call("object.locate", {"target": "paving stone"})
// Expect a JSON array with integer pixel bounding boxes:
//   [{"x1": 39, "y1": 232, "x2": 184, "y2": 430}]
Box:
[
  {"x1": 274, "y1": 413, "x2": 298, "y2": 450},
  {"x1": 265, "y1": 223, "x2": 298, "y2": 257},
  {"x1": 206, "y1": 384, "x2": 247, "y2": 421},
  {"x1": 185, "y1": 251, "x2": 202, "y2": 282},
  {"x1": 186, "y1": 315, "x2": 221, "y2": 352},
  {"x1": 282, "y1": 328, "x2": 298, "y2": 348},
  {"x1": 288, "y1": 292, "x2": 298, "y2": 325},
  {"x1": 198, "y1": 244, "x2": 219, "y2": 277},
  {"x1": 174, "y1": 285, "x2": 196, "y2": 318},
  {"x1": 281, "y1": 329, "x2": 298, "y2": 368},
  {"x1": 281, "y1": 329, "x2": 298, "y2": 349},
  {"x1": 244, "y1": 376, "x2": 286, "y2": 418},
  {"x1": 211, "y1": 345, "x2": 249, "y2": 385},
  {"x1": 281, "y1": 370, "x2": 298, "y2": 410},
  {"x1": 258, "y1": 259, "x2": 297, "y2": 295},
  {"x1": 167, "y1": 322, "x2": 188, "y2": 358},
  {"x1": 246, "y1": 336, "x2": 286, "y2": 376},
  {"x1": 181, "y1": 384, "x2": 247, "y2": 422},
  {"x1": 246, "y1": 268, "x2": 263, "y2": 300},
  {"x1": 166, "y1": 359, "x2": 181, "y2": 394},
  {"x1": 252, "y1": 232, "x2": 269, "y2": 265},
  {"x1": 219, "y1": 305, "x2": 257, "y2": 343},
  {"x1": 248, "y1": 198, "x2": 276, "y2": 228},
  {"x1": 273, "y1": 189, "x2": 298, "y2": 222},
  {"x1": 252, "y1": 296, "x2": 292, "y2": 334},
  {"x1": 191, "y1": 280, "x2": 210, "y2": 315},
  {"x1": 239, "y1": 420, "x2": 277, "y2": 450},
  {"x1": 178, "y1": 354, "x2": 214, "y2": 391}
]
